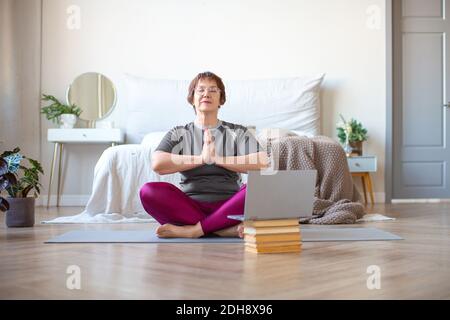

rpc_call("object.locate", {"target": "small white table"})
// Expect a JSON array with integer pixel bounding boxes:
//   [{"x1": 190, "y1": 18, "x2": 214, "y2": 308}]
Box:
[
  {"x1": 347, "y1": 155, "x2": 377, "y2": 205},
  {"x1": 47, "y1": 128, "x2": 125, "y2": 207}
]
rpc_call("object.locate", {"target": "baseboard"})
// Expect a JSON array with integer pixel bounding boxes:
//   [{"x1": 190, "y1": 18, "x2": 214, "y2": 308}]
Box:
[
  {"x1": 392, "y1": 198, "x2": 450, "y2": 204},
  {"x1": 362, "y1": 192, "x2": 385, "y2": 204},
  {"x1": 374, "y1": 192, "x2": 385, "y2": 203},
  {"x1": 37, "y1": 195, "x2": 90, "y2": 207}
]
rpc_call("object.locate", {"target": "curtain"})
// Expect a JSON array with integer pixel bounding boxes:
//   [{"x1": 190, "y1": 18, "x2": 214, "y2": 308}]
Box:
[{"x1": 0, "y1": 0, "x2": 42, "y2": 159}]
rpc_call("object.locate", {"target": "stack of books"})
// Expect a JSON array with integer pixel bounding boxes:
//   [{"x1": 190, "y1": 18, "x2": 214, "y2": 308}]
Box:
[{"x1": 243, "y1": 218, "x2": 301, "y2": 254}]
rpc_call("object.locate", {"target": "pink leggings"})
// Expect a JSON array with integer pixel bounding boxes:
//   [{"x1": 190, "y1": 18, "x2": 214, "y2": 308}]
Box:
[{"x1": 139, "y1": 182, "x2": 246, "y2": 235}]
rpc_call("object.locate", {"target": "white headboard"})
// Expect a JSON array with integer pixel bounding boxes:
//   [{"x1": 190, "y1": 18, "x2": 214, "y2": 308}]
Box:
[{"x1": 123, "y1": 73, "x2": 324, "y2": 144}]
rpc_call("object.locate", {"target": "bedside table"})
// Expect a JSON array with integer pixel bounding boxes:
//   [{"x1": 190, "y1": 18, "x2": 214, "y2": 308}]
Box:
[
  {"x1": 47, "y1": 128, "x2": 125, "y2": 207},
  {"x1": 347, "y1": 155, "x2": 377, "y2": 205}
]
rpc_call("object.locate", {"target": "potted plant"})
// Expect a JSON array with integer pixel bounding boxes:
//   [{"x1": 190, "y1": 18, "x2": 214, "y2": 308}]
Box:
[
  {"x1": 41, "y1": 94, "x2": 82, "y2": 128},
  {"x1": 1, "y1": 148, "x2": 44, "y2": 227},
  {"x1": 336, "y1": 114, "x2": 368, "y2": 156}
]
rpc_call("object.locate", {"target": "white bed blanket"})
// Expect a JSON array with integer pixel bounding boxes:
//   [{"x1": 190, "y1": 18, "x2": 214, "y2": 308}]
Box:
[{"x1": 42, "y1": 142, "x2": 180, "y2": 224}]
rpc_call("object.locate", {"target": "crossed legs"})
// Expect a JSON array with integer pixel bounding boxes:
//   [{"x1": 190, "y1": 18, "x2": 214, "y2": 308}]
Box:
[{"x1": 139, "y1": 182, "x2": 245, "y2": 238}]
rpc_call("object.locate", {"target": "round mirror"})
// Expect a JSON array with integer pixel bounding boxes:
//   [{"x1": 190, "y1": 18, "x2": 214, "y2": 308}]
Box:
[{"x1": 66, "y1": 72, "x2": 117, "y2": 122}]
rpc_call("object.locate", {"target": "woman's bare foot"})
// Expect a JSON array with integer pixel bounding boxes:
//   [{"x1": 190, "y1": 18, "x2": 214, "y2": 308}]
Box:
[
  {"x1": 237, "y1": 223, "x2": 244, "y2": 238},
  {"x1": 214, "y1": 223, "x2": 244, "y2": 238},
  {"x1": 156, "y1": 222, "x2": 204, "y2": 238}
]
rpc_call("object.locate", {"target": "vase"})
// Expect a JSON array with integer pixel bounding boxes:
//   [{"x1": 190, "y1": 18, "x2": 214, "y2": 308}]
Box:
[
  {"x1": 60, "y1": 114, "x2": 77, "y2": 129},
  {"x1": 5, "y1": 197, "x2": 35, "y2": 227},
  {"x1": 349, "y1": 141, "x2": 363, "y2": 156},
  {"x1": 343, "y1": 142, "x2": 353, "y2": 157}
]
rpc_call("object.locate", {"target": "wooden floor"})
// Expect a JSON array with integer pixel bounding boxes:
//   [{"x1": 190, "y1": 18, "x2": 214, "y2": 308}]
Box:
[{"x1": 1, "y1": 203, "x2": 450, "y2": 299}]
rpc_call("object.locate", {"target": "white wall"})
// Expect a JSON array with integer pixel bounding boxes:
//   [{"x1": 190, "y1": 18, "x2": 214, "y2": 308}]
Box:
[
  {"x1": 0, "y1": 0, "x2": 41, "y2": 162},
  {"x1": 39, "y1": 0, "x2": 387, "y2": 204}
]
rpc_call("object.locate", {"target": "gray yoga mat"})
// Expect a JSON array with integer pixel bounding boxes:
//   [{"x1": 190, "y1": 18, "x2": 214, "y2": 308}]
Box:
[{"x1": 45, "y1": 227, "x2": 402, "y2": 243}]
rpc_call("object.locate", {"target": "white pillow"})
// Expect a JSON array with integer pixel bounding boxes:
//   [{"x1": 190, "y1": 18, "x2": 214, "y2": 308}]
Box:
[
  {"x1": 124, "y1": 74, "x2": 325, "y2": 144},
  {"x1": 257, "y1": 128, "x2": 298, "y2": 140},
  {"x1": 220, "y1": 74, "x2": 325, "y2": 135},
  {"x1": 291, "y1": 130, "x2": 314, "y2": 138},
  {"x1": 140, "y1": 131, "x2": 167, "y2": 152}
]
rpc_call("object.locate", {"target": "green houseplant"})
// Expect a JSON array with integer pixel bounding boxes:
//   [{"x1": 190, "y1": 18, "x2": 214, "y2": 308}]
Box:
[
  {"x1": 41, "y1": 94, "x2": 82, "y2": 128},
  {"x1": 0, "y1": 148, "x2": 44, "y2": 227},
  {"x1": 336, "y1": 114, "x2": 368, "y2": 156}
]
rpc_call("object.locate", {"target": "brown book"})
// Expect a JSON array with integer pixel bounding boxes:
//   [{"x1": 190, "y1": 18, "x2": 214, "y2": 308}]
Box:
[
  {"x1": 245, "y1": 241, "x2": 301, "y2": 248},
  {"x1": 244, "y1": 225, "x2": 300, "y2": 235},
  {"x1": 245, "y1": 245, "x2": 302, "y2": 254},
  {"x1": 245, "y1": 233, "x2": 301, "y2": 243},
  {"x1": 243, "y1": 219, "x2": 299, "y2": 228}
]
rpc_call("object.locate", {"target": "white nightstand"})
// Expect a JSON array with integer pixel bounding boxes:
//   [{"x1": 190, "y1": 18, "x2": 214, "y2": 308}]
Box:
[
  {"x1": 347, "y1": 155, "x2": 377, "y2": 205},
  {"x1": 47, "y1": 128, "x2": 125, "y2": 207}
]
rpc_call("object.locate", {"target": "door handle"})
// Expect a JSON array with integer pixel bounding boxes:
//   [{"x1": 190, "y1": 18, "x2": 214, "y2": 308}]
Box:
[{"x1": 444, "y1": 103, "x2": 450, "y2": 108}]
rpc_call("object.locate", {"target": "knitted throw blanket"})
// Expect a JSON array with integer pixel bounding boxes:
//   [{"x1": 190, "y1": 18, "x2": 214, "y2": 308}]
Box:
[{"x1": 262, "y1": 135, "x2": 365, "y2": 224}]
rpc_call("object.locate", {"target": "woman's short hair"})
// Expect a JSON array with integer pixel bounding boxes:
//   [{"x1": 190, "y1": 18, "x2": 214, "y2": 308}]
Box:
[{"x1": 187, "y1": 71, "x2": 226, "y2": 111}]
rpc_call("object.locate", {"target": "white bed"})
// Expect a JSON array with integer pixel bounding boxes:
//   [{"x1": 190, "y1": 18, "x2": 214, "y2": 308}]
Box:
[{"x1": 43, "y1": 74, "x2": 325, "y2": 223}]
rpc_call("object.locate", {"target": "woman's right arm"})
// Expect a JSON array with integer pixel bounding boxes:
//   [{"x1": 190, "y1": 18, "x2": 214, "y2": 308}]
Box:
[{"x1": 151, "y1": 151, "x2": 203, "y2": 175}]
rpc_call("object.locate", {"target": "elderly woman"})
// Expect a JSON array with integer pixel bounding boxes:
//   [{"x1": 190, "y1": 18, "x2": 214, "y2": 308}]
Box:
[{"x1": 139, "y1": 71, "x2": 269, "y2": 238}]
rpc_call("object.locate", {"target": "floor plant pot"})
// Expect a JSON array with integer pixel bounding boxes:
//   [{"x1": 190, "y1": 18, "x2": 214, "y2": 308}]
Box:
[{"x1": 5, "y1": 197, "x2": 35, "y2": 227}]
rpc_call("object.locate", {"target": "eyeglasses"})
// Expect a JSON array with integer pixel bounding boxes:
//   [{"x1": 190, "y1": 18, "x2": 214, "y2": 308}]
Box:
[{"x1": 194, "y1": 87, "x2": 221, "y2": 95}]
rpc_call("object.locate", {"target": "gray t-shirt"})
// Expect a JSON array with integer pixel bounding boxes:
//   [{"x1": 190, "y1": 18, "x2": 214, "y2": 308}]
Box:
[{"x1": 155, "y1": 120, "x2": 263, "y2": 202}]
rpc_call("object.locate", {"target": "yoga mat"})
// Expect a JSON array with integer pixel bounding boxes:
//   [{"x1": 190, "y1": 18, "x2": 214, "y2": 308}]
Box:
[{"x1": 45, "y1": 227, "x2": 402, "y2": 243}]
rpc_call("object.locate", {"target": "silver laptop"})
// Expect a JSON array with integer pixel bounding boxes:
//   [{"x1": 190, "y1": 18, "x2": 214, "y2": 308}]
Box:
[{"x1": 228, "y1": 170, "x2": 317, "y2": 221}]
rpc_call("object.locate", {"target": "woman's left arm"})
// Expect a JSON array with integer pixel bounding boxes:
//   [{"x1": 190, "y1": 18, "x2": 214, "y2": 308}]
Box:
[{"x1": 215, "y1": 151, "x2": 270, "y2": 173}]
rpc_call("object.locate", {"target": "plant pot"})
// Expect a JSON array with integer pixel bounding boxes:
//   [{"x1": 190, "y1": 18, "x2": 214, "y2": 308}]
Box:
[
  {"x1": 5, "y1": 197, "x2": 35, "y2": 227},
  {"x1": 60, "y1": 114, "x2": 77, "y2": 129},
  {"x1": 349, "y1": 141, "x2": 363, "y2": 156}
]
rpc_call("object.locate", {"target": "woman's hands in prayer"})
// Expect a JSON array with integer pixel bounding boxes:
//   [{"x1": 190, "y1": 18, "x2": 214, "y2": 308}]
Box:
[{"x1": 201, "y1": 128, "x2": 216, "y2": 164}]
